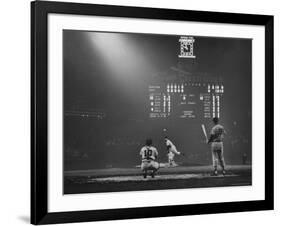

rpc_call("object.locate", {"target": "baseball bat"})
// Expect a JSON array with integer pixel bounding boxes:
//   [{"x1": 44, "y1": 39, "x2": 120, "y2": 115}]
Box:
[{"x1": 201, "y1": 124, "x2": 208, "y2": 142}]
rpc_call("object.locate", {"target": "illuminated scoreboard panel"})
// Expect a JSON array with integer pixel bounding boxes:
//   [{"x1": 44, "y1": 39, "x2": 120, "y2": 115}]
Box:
[
  {"x1": 149, "y1": 86, "x2": 169, "y2": 118},
  {"x1": 149, "y1": 83, "x2": 224, "y2": 119}
]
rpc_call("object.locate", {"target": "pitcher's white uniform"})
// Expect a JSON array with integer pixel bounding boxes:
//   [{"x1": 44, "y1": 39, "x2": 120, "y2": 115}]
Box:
[
  {"x1": 165, "y1": 138, "x2": 180, "y2": 166},
  {"x1": 139, "y1": 145, "x2": 159, "y2": 171}
]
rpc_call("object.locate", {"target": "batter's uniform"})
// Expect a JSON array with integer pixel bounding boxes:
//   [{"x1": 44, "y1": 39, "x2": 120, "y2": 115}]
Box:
[
  {"x1": 210, "y1": 124, "x2": 225, "y2": 168},
  {"x1": 165, "y1": 139, "x2": 180, "y2": 165},
  {"x1": 139, "y1": 146, "x2": 160, "y2": 171}
]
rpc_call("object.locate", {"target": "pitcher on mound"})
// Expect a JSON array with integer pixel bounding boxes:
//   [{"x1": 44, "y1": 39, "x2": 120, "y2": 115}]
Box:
[{"x1": 164, "y1": 136, "x2": 181, "y2": 167}]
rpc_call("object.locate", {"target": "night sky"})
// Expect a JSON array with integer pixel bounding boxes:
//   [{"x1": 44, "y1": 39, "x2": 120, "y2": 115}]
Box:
[{"x1": 63, "y1": 30, "x2": 251, "y2": 119}]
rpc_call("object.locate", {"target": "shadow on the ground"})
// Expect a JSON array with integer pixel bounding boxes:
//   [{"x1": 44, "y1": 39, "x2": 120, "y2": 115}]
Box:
[{"x1": 18, "y1": 216, "x2": 29, "y2": 224}]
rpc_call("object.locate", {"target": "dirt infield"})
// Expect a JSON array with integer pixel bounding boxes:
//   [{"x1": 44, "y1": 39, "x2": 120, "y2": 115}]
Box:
[{"x1": 64, "y1": 165, "x2": 251, "y2": 194}]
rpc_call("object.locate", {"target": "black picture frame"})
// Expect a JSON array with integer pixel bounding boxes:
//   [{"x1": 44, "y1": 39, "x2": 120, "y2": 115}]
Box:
[{"x1": 31, "y1": 1, "x2": 274, "y2": 224}]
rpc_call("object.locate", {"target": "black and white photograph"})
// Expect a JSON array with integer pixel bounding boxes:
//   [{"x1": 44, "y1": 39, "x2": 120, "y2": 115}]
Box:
[
  {"x1": 28, "y1": 1, "x2": 273, "y2": 224},
  {"x1": 0, "y1": 0, "x2": 276, "y2": 225},
  {"x1": 63, "y1": 30, "x2": 252, "y2": 194}
]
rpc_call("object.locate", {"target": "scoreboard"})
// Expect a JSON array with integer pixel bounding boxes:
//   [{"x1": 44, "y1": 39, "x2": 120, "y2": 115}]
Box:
[
  {"x1": 148, "y1": 36, "x2": 225, "y2": 120},
  {"x1": 148, "y1": 81, "x2": 224, "y2": 120}
]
